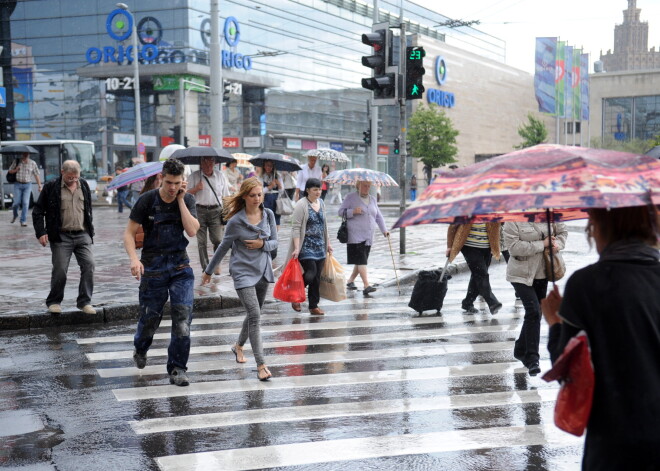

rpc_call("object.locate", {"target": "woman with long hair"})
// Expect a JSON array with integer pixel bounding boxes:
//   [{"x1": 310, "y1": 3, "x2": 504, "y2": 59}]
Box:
[
  {"x1": 261, "y1": 159, "x2": 283, "y2": 230},
  {"x1": 542, "y1": 206, "x2": 659, "y2": 469},
  {"x1": 283, "y1": 178, "x2": 332, "y2": 314},
  {"x1": 201, "y1": 177, "x2": 277, "y2": 381}
]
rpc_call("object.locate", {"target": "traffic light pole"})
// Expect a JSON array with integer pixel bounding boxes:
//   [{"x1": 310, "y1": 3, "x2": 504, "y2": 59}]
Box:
[
  {"x1": 398, "y1": 23, "x2": 407, "y2": 255},
  {"x1": 370, "y1": 0, "x2": 379, "y2": 171}
]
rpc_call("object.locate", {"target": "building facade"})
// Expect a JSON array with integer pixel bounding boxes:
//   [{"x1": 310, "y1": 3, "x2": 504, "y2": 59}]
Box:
[
  {"x1": 4, "y1": 0, "x2": 543, "y2": 178},
  {"x1": 600, "y1": 0, "x2": 660, "y2": 72}
]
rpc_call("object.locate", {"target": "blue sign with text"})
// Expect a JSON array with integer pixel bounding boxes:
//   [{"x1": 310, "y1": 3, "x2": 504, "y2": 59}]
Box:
[{"x1": 0, "y1": 87, "x2": 6, "y2": 108}]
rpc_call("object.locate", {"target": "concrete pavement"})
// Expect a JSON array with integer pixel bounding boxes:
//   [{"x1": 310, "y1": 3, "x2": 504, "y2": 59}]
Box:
[{"x1": 0, "y1": 202, "x2": 471, "y2": 330}]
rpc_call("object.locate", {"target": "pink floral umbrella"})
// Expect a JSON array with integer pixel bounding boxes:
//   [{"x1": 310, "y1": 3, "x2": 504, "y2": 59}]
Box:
[{"x1": 393, "y1": 144, "x2": 660, "y2": 228}]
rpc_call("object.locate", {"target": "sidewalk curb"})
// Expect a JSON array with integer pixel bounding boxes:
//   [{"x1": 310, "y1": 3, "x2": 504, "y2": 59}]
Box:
[
  {"x1": 0, "y1": 295, "x2": 243, "y2": 331},
  {"x1": 380, "y1": 261, "x2": 470, "y2": 288}
]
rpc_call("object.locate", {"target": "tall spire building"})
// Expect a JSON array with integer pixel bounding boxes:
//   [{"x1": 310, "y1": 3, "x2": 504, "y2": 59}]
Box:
[{"x1": 600, "y1": 0, "x2": 660, "y2": 71}]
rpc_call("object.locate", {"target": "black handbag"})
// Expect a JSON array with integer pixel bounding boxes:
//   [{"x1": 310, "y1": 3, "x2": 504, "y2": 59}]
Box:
[
  {"x1": 337, "y1": 209, "x2": 348, "y2": 244},
  {"x1": 6, "y1": 159, "x2": 18, "y2": 183}
]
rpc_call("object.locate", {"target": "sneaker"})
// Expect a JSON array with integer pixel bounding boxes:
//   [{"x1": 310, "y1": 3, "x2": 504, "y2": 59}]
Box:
[
  {"x1": 461, "y1": 303, "x2": 478, "y2": 314},
  {"x1": 20, "y1": 222, "x2": 27, "y2": 227},
  {"x1": 80, "y1": 305, "x2": 96, "y2": 315},
  {"x1": 169, "y1": 367, "x2": 190, "y2": 386},
  {"x1": 346, "y1": 282, "x2": 358, "y2": 290},
  {"x1": 489, "y1": 302, "x2": 503, "y2": 315},
  {"x1": 363, "y1": 285, "x2": 377, "y2": 295},
  {"x1": 528, "y1": 362, "x2": 541, "y2": 376},
  {"x1": 47, "y1": 304, "x2": 62, "y2": 314},
  {"x1": 133, "y1": 350, "x2": 147, "y2": 369}
]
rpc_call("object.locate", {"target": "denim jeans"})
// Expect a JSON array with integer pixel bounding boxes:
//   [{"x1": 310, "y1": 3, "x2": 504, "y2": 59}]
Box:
[
  {"x1": 263, "y1": 192, "x2": 281, "y2": 225},
  {"x1": 195, "y1": 205, "x2": 224, "y2": 271},
  {"x1": 299, "y1": 258, "x2": 326, "y2": 309},
  {"x1": 117, "y1": 188, "x2": 131, "y2": 213},
  {"x1": 236, "y1": 277, "x2": 269, "y2": 366},
  {"x1": 12, "y1": 182, "x2": 32, "y2": 223},
  {"x1": 47, "y1": 232, "x2": 95, "y2": 308},
  {"x1": 512, "y1": 279, "x2": 548, "y2": 367},
  {"x1": 134, "y1": 253, "x2": 195, "y2": 374},
  {"x1": 461, "y1": 245, "x2": 499, "y2": 308}
]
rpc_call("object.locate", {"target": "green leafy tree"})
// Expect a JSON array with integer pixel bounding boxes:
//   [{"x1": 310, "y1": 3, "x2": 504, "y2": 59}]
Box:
[
  {"x1": 408, "y1": 104, "x2": 459, "y2": 173},
  {"x1": 516, "y1": 113, "x2": 548, "y2": 148}
]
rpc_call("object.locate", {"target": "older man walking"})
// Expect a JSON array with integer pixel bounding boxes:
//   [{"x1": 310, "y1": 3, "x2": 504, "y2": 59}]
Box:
[
  {"x1": 294, "y1": 154, "x2": 322, "y2": 201},
  {"x1": 32, "y1": 160, "x2": 95, "y2": 315},
  {"x1": 8, "y1": 151, "x2": 42, "y2": 226},
  {"x1": 188, "y1": 156, "x2": 231, "y2": 274}
]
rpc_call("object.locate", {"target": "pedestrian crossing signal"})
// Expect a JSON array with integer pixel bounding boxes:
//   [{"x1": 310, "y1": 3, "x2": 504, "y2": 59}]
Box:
[{"x1": 405, "y1": 46, "x2": 426, "y2": 100}]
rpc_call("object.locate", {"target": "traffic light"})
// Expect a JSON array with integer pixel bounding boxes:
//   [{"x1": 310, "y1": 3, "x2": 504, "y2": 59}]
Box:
[
  {"x1": 361, "y1": 22, "x2": 397, "y2": 104},
  {"x1": 406, "y1": 140, "x2": 412, "y2": 155},
  {"x1": 223, "y1": 80, "x2": 231, "y2": 102},
  {"x1": 405, "y1": 46, "x2": 426, "y2": 100},
  {"x1": 393, "y1": 137, "x2": 400, "y2": 154},
  {"x1": 170, "y1": 125, "x2": 181, "y2": 144},
  {"x1": 363, "y1": 129, "x2": 371, "y2": 145}
]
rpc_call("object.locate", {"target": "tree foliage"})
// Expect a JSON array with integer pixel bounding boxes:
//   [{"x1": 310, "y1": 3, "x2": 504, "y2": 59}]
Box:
[
  {"x1": 516, "y1": 113, "x2": 548, "y2": 149},
  {"x1": 408, "y1": 103, "x2": 459, "y2": 169}
]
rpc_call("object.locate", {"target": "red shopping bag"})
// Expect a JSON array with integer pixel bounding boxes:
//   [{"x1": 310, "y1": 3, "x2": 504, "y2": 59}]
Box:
[
  {"x1": 542, "y1": 331, "x2": 595, "y2": 436},
  {"x1": 273, "y1": 258, "x2": 306, "y2": 303}
]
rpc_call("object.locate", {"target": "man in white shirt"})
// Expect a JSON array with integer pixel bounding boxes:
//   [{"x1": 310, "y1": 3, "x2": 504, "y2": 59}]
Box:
[
  {"x1": 188, "y1": 156, "x2": 231, "y2": 273},
  {"x1": 294, "y1": 155, "x2": 322, "y2": 200}
]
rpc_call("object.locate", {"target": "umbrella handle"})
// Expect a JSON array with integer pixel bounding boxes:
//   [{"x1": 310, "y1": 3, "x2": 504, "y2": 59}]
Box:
[{"x1": 439, "y1": 258, "x2": 450, "y2": 282}]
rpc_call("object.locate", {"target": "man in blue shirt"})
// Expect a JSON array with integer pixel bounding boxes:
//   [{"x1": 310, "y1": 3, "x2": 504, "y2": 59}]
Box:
[{"x1": 123, "y1": 158, "x2": 200, "y2": 386}]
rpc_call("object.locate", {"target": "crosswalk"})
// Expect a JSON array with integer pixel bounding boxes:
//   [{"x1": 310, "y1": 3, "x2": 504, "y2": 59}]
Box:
[{"x1": 77, "y1": 288, "x2": 584, "y2": 470}]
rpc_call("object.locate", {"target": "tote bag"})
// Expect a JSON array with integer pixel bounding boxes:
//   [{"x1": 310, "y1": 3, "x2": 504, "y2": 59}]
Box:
[
  {"x1": 319, "y1": 254, "x2": 347, "y2": 302},
  {"x1": 275, "y1": 190, "x2": 294, "y2": 216}
]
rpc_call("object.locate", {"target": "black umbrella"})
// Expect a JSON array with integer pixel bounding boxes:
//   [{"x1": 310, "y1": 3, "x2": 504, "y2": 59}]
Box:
[
  {"x1": 250, "y1": 153, "x2": 302, "y2": 172},
  {"x1": 0, "y1": 144, "x2": 39, "y2": 155},
  {"x1": 169, "y1": 146, "x2": 234, "y2": 165}
]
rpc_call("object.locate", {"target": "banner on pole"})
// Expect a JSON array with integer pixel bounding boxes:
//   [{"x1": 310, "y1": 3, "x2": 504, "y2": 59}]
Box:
[
  {"x1": 580, "y1": 53, "x2": 590, "y2": 121},
  {"x1": 564, "y1": 45, "x2": 573, "y2": 122},
  {"x1": 572, "y1": 48, "x2": 582, "y2": 121},
  {"x1": 534, "y1": 37, "x2": 557, "y2": 114},
  {"x1": 555, "y1": 41, "x2": 566, "y2": 118}
]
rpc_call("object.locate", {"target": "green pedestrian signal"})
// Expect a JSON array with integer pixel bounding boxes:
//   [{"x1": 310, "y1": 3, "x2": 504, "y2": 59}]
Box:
[{"x1": 405, "y1": 46, "x2": 426, "y2": 100}]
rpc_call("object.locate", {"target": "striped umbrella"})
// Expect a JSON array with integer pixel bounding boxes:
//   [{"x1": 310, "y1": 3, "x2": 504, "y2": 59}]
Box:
[
  {"x1": 324, "y1": 168, "x2": 399, "y2": 187},
  {"x1": 304, "y1": 149, "x2": 350, "y2": 162},
  {"x1": 107, "y1": 161, "x2": 163, "y2": 190}
]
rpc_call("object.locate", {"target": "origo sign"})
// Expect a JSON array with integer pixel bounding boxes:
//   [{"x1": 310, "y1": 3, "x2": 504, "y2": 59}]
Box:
[
  {"x1": 426, "y1": 56, "x2": 456, "y2": 109},
  {"x1": 86, "y1": 11, "x2": 252, "y2": 71}
]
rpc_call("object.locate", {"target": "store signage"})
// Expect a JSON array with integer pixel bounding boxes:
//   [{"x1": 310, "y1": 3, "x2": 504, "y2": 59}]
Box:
[
  {"x1": 287, "y1": 139, "x2": 302, "y2": 150},
  {"x1": 272, "y1": 137, "x2": 285, "y2": 148},
  {"x1": 330, "y1": 142, "x2": 343, "y2": 151},
  {"x1": 356, "y1": 144, "x2": 366, "y2": 153},
  {"x1": 344, "y1": 143, "x2": 356, "y2": 152},
  {"x1": 427, "y1": 88, "x2": 455, "y2": 108},
  {"x1": 86, "y1": 11, "x2": 252, "y2": 71},
  {"x1": 243, "y1": 136, "x2": 260, "y2": 148},
  {"x1": 153, "y1": 75, "x2": 206, "y2": 92},
  {"x1": 378, "y1": 145, "x2": 389, "y2": 155},
  {"x1": 199, "y1": 135, "x2": 211, "y2": 146},
  {"x1": 223, "y1": 137, "x2": 240, "y2": 148},
  {"x1": 302, "y1": 140, "x2": 316, "y2": 150},
  {"x1": 435, "y1": 56, "x2": 447, "y2": 85},
  {"x1": 317, "y1": 141, "x2": 330, "y2": 150}
]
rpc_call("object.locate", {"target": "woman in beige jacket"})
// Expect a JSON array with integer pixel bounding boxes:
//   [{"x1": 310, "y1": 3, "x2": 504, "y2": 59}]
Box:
[
  {"x1": 504, "y1": 221, "x2": 567, "y2": 376},
  {"x1": 446, "y1": 222, "x2": 502, "y2": 314}
]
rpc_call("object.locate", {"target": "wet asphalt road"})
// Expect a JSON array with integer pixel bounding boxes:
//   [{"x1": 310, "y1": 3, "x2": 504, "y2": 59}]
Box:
[{"x1": 0, "y1": 244, "x2": 595, "y2": 471}]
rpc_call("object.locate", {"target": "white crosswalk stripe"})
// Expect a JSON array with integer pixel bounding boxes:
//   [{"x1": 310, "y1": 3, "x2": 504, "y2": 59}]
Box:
[{"x1": 78, "y1": 289, "x2": 580, "y2": 469}]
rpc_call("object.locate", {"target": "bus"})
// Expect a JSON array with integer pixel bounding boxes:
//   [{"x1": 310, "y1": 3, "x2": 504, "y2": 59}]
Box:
[{"x1": 1, "y1": 140, "x2": 98, "y2": 207}]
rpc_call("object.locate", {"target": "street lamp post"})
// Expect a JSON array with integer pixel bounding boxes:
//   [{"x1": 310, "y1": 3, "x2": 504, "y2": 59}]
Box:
[{"x1": 116, "y1": 3, "x2": 142, "y2": 160}]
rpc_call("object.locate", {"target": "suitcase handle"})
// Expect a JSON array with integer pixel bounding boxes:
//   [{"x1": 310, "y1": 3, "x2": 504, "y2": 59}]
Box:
[{"x1": 439, "y1": 258, "x2": 450, "y2": 282}]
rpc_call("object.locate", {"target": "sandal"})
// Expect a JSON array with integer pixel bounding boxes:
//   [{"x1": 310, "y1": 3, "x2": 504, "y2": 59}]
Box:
[
  {"x1": 231, "y1": 344, "x2": 247, "y2": 363},
  {"x1": 257, "y1": 364, "x2": 272, "y2": 381}
]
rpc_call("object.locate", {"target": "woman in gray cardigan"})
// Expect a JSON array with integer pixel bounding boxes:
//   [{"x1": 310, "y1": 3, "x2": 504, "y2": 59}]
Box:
[
  {"x1": 201, "y1": 177, "x2": 277, "y2": 381},
  {"x1": 282, "y1": 178, "x2": 333, "y2": 314}
]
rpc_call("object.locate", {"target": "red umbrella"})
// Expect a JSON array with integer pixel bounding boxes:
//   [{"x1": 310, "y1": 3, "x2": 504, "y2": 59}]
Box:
[{"x1": 394, "y1": 144, "x2": 660, "y2": 228}]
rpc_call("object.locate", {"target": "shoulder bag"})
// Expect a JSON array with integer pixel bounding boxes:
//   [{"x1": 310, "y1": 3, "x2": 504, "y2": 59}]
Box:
[
  {"x1": 544, "y1": 223, "x2": 566, "y2": 281},
  {"x1": 6, "y1": 159, "x2": 19, "y2": 183},
  {"x1": 275, "y1": 189, "x2": 294, "y2": 216},
  {"x1": 337, "y1": 209, "x2": 348, "y2": 244},
  {"x1": 203, "y1": 174, "x2": 227, "y2": 225}
]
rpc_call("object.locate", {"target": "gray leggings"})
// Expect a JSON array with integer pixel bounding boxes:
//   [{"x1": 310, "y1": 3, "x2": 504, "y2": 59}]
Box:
[{"x1": 235, "y1": 277, "x2": 269, "y2": 366}]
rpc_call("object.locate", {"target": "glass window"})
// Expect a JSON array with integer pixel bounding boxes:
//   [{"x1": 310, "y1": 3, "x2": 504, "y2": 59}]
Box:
[
  {"x1": 603, "y1": 97, "x2": 633, "y2": 141},
  {"x1": 633, "y1": 95, "x2": 660, "y2": 141},
  {"x1": 63, "y1": 143, "x2": 97, "y2": 181}
]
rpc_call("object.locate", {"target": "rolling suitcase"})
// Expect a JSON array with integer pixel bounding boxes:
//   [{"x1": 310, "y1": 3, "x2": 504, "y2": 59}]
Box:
[{"x1": 408, "y1": 260, "x2": 451, "y2": 315}]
